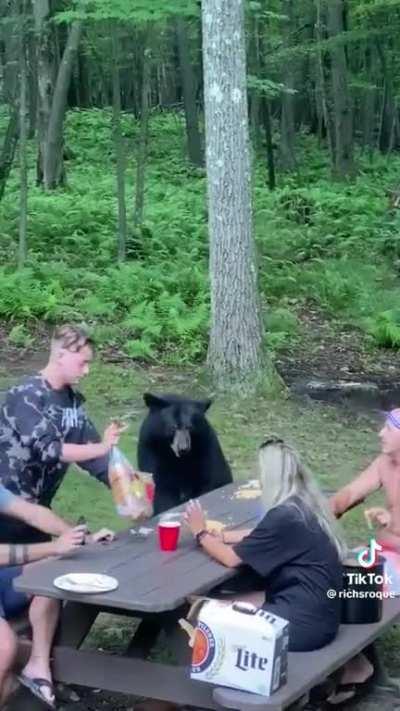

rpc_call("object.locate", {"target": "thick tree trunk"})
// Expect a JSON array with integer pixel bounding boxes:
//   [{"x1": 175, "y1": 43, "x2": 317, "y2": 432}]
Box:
[
  {"x1": 327, "y1": 0, "x2": 355, "y2": 178},
  {"x1": 134, "y1": 40, "x2": 151, "y2": 226},
  {"x1": 42, "y1": 21, "x2": 83, "y2": 189},
  {"x1": 202, "y1": 0, "x2": 263, "y2": 388},
  {"x1": 279, "y1": 0, "x2": 297, "y2": 171},
  {"x1": 176, "y1": 17, "x2": 203, "y2": 166},
  {"x1": 111, "y1": 27, "x2": 127, "y2": 263},
  {"x1": 18, "y1": 1, "x2": 28, "y2": 269}
]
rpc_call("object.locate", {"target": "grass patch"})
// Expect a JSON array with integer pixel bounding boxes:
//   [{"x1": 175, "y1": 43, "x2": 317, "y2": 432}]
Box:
[{"x1": 0, "y1": 360, "x2": 397, "y2": 668}]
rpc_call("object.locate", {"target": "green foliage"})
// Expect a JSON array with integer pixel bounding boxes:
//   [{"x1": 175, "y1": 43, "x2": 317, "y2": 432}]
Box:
[
  {"x1": 7, "y1": 324, "x2": 35, "y2": 349},
  {"x1": 56, "y1": 0, "x2": 198, "y2": 24},
  {"x1": 264, "y1": 307, "x2": 299, "y2": 352},
  {"x1": 2, "y1": 110, "x2": 400, "y2": 360},
  {"x1": 364, "y1": 311, "x2": 400, "y2": 348}
]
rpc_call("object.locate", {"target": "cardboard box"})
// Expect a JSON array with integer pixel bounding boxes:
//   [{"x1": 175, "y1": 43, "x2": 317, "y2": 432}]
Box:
[{"x1": 191, "y1": 600, "x2": 289, "y2": 696}]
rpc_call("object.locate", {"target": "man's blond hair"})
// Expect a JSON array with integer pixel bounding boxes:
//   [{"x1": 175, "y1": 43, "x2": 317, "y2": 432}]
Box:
[{"x1": 51, "y1": 325, "x2": 95, "y2": 354}]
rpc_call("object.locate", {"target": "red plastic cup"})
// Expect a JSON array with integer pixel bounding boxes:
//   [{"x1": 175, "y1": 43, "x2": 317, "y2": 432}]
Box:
[{"x1": 158, "y1": 521, "x2": 181, "y2": 551}]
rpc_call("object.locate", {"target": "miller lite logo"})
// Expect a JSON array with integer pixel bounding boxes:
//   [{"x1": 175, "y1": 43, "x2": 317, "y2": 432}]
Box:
[{"x1": 192, "y1": 620, "x2": 216, "y2": 674}]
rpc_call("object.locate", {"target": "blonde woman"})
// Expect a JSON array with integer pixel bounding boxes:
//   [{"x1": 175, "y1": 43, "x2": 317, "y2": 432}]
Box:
[{"x1": 184, "y1": 436, "x2": 346, "y2": 652}]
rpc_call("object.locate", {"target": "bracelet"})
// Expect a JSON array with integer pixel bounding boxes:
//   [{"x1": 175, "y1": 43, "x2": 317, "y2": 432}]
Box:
[{"x1": 195, "y1": 529, "x2": 210, "y2": 546}]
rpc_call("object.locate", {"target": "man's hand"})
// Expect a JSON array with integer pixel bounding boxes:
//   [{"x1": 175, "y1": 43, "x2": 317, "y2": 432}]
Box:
[
  {"x1": 52, "y1": 526, "x2": 87, "y2": 555},
  {"x1": 101, "y1": 422, "x2": 127, "y2": 452},
  {"x1": 364, "y1": 507, "x2": 391, "y2": 529},
  {"x1": 89, "y1": 528, "x2": 115, "y2": 543}
]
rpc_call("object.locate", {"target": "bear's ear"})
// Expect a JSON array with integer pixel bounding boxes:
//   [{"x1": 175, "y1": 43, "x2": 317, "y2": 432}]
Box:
[
  {"x1": 143, "y1": 393, "x2": 169, "y2": 409},
  {"x1": 195, "y1": 398, "x2": 212, "y2": 414}
]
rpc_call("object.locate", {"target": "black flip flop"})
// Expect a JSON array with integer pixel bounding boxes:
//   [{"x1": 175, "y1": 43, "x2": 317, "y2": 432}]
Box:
[
  {"x1": 325, "y1": 678, "x2": 373, "y2": 707},
  {"x1": 17, "y1": 674, "x2": 56, "y2": 709}
]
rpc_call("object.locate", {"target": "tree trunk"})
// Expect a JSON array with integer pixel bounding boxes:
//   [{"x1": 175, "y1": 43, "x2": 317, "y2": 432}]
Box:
[
  {"x1": 0, "y1": 109, "x2": 19, "y2": 203},
  {"x1": 202, "y1": 0, "x2": 263, "y2": 388},
  {"x1": 0, "y1": 3, "x2": 19, "y2": 202},
  {"x1": 375, "y1": 39, "x2": 396, "y2": 153},
  {"x1": 261, "y1": 97, "x2": 276, "y2": 191},
  {"x1": 279, "y1": 0, "x2": 297, "y2": 171},
  {"x1": 33, "y1": 0, "x2": 55, "y2": 185},
  {"x1": 176, "y1": 17, "x2": 203, "y2": 166},
  {"x1": 111, "y1": 27, "x2": 127, "y2": 263},
  {"x1": 42, "y1": 21, "x2": 83, "y2": 189},
  {"x1": 27, "y1": 29, "x2": 38, "y2": 138},
  {"x1": 18, "y1": 0, "x2": 28, "y2": 270},
  {"x1": 361, "y1": 44, "x2": 376, "y2": 156},
  {"x1": 315, "y1": 0, "x2": 335, "y2": 166},
  {"x1": 327, "y1": 0, "x2": 355, "y2": 178},
  {"x1": 134, "y1": 38, "x2": 151, "y2": 227},
  {"x1": 248, "y1": 12, "x2": 262, "y2": 151}
]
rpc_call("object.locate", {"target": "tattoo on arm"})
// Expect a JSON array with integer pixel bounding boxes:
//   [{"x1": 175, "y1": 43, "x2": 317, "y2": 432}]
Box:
[
  {"x1": 8, "y1": 544, "x2": 30, "y2": 566},
  {"x1": 8, "y1": 545, "x2": 18, "y2": 566}
]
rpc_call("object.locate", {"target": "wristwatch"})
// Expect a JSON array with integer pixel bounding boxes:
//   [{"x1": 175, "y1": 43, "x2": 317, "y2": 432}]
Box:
[{"x1": 195, "y1": 529, "x2": 210, "y2": 546}]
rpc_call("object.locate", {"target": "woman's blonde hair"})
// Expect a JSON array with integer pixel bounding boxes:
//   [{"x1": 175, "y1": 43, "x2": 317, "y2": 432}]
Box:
[{"x1": 258, "y1": 436, "x2": 347, "y2": 560}]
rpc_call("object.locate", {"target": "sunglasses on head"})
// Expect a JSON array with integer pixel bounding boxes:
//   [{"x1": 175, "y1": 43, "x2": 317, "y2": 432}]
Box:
[{"x1": 260, "y1": 435, "x2": 285, "y2": 448}]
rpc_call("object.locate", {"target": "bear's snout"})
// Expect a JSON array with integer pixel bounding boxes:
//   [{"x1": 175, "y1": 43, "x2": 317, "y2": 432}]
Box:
[{"x1": 171, "y1": 428, "x2": 191, "y2": 458}]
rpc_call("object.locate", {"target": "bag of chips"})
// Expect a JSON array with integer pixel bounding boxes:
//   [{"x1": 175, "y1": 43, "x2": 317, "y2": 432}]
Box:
[{"x1": 108, "y1": 447, "x2": 154, "y2": 520}]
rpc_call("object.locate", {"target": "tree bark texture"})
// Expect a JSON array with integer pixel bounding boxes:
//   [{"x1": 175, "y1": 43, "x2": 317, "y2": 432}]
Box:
[
  {"x1": 18, "y1": 0, "x2": 28, "y2": 269},
  {"x1": 279, "y1": 0, "x2": 297, "y2": 171},
  {"x1": 202, "y1": 0, "x2": 263, "y2": 386},
  {"x1": 134, "y1": 38, "x2": 151, "y2": 227},
  {"x1": 33, "y1": 0, "x2": 55, "y2": 185},
  {"x1": 176, "y1": 17, "x2": 203, "y2": 167},
  {"x1": 42, "y1": 21, "x2": 83, "y2": 189},
  {"x1": 111, "y1": 27, "x2": 127, "y2": 262},
  {"x1": 327, "y1": 0, "x2": 355, "y2": 177}
]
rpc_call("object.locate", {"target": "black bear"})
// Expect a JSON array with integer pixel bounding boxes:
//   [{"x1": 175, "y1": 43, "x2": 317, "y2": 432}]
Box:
[{"x1": 137, "y1": 393, "x2": 233, "y2": 514}]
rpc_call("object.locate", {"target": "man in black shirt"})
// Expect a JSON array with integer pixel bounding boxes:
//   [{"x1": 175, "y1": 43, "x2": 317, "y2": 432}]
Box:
[{"x1": 0, "y1": 324, "x2": 125, "y2": 543}]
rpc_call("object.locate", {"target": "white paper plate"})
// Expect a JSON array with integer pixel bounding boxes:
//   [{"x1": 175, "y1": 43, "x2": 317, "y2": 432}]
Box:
[{"x1": 53, "y1": 573, "x2": 118, "y2": 594}]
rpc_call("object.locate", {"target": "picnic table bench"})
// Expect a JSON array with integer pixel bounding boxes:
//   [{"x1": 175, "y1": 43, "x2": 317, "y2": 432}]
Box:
[{"x1": 13, "y1": 481, "x2": 400, "y2": 710}]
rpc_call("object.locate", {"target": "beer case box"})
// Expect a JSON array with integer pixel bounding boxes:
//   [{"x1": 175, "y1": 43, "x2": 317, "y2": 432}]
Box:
[{"x1": 191, "y1": 601, "x2": 289, "y2": 696}]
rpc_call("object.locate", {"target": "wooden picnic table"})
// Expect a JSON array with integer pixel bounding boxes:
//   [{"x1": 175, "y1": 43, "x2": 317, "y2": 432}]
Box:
[{"x1": 14, "y1": 481, "x2": 263, "y2": 708}]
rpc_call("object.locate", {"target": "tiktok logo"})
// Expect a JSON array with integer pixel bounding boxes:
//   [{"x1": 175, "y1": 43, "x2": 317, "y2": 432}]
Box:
[{"x1": 357, "y1": 538, "x2": 383, "y2": 568}]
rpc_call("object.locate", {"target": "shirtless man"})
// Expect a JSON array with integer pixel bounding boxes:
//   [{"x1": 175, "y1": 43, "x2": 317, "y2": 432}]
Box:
[
  {"x1": 326, "y1": 409, "x2": 400, "y2": 705},
  {"x1": 330, "y1": 408, "x2": 400, "y2": 549}
]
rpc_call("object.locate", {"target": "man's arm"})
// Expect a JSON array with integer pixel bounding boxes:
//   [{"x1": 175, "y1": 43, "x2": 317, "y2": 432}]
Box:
[
  {"x1": 0, "y1": 541, "x2": 57, "y2": 566},
  {"x1": 329, "y1": 458, "x2": 382, "y2": 518},
  {"x1": 0, "y1": 528, "x2": 86, "y2": 566},
  {"x1": 5, "y1": 497, "x2": 71, "y2": 537},
  {"x1": 61, "y1": 441, "x2": 107, "y2": 464},
  {"x1": 67, "y1": 421, "x2": 124, "y2": 486}
]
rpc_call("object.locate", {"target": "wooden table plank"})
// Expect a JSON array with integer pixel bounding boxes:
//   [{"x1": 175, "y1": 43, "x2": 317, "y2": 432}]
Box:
[
  {"x1": 17, "y1": 641, "x2": 218, "y2": 709},
  {"x1": 15, "y1": 482, "x2": 262, "y2": 612}
]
